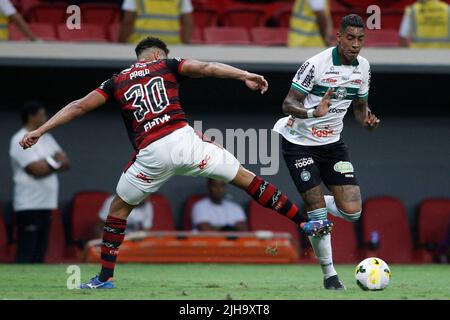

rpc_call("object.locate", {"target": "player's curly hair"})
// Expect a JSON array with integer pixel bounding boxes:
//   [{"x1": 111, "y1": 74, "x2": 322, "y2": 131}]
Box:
[
  {"x1": 340, "y1": 14, "x2": 365, "y2": 32},
  {"x1": 135, "y1": 37, "x2": 170, "y2": 58}
]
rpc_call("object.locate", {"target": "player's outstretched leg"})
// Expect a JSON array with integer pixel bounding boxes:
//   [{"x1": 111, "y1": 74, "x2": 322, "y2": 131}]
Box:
[
  {"x1": 231, "y1": 166, "x2": 332, "y2": 238},
  {"x1": 80, "y1": 194, "x2": 134, "y2": 289}
]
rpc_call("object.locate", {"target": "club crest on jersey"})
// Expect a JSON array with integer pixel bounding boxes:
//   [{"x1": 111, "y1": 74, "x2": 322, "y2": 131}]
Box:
[
  {"x1": 300, "y1": 170, "x2": 311, "y2": 182},
  {"x1": 335, "y1": 87, "x2": 347, "y2": 100}
]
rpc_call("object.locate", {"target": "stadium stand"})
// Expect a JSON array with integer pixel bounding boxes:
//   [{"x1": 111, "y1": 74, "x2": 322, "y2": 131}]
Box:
[
  {"x1": 190, "y1": 27, "x2": 204, "y2": 44},
  {"x1": 56, "y1": 23, "x2": 108, "y2": 42},
  {"x1": 9, "y1": 22, "x2": 56, "y2": 41},
  {"x1": 361, "y1": 196, "x2": 414, "y2": 263},
  {"x1": 250, "y1": 27, "x2": 288, "y2": 46},
  {"x1": 328, "y1": 214, "x2": 360, "y2": 263},
  {"x1": 148, "y1": 193, "x2": 176, "y2": 231},
  {"x1": 44, "y1": 209, "x2": 66, "y2": 263},
  {"x1": 182, "y1": 194, "x2": 207, "y2": 230},
  {"x1": 71, "y1": 191, "x2": 109, "y2": 247},
  {"x1": 79, "y1": 3, "x2": 120, "y2": 28},
  {"x1": 247, "y1": 200, "x2": 301, "y2": 251},
  {"x1": 28, "y1": 3, "x2": 67, "y2": 27},
  {"x1": 272, "y1": 3, "x2": 292, "y2": 28},
  {"x1": 193, "y1": 7, "x2": 219, "y2": 29},
  {"x1": 0, "y1": 205, "x2": 11, "y2": 262},
  {"x1": 107, "y1": 22, "x2": 120, "y2": 42},
  {"x1": 416, "y1": 198, "x2": 450, "y2": 262},
  {"x1": 222, "y1": 6, "x2": 268, "y2": 29},
  {"x1": 364, "y1": 28, "x2": 399, "y2": 47},
  {"x1": 204, "y1": 26, "x2": 251, "y2": 45}
]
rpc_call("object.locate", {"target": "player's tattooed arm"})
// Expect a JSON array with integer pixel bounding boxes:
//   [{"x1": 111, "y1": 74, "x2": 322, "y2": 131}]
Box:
[
  {"x1": 180, "y1": 59, "x2": 268, "y2": 94},
  {"x1": 20, "y1": 91, "x2": 106, "y2": 149},
  {"x1": 282, "y1": 87, "x2": 334, "y2": 119},
  {"x1": 352, "y1": 99, "x2": 380, "y2": 131}
]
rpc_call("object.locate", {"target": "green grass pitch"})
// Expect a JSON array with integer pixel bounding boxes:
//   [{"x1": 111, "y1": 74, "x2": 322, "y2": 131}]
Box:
[{"x1": 0, "y1": 264, "x2": 449, "y2": 300}]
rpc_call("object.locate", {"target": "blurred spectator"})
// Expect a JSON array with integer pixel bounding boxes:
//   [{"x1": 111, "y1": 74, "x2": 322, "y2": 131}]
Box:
[
  {"x1": 94, "y1": 195, "x2": 153, "y2": 238},
  {"x1": 192, "y1": 179, "x2": 248, "y2": 231},
  {"x1": 0, "y1": 0, "x2": 37, "y2": 41},
  {"x1": 9, "y1": 101, "x2": 70, "y2": 263},
  {"x1": 118, "y1": 0, "x2": 194, "y2": 44},
  {"x1": 399, "y1": 0, "x2": 450, "y2": 48},
  {"x1": 288, "y1": 0, "x2": 333, "y2": 47}
]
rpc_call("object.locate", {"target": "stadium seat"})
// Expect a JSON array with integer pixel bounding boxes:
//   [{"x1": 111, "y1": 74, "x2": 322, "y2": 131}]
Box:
[
  {"x1": 80, "y1": 3, "x2": 120, "y2": 27},
  {"x1": 108, "y1": 23, "x2": 120, "y2": 42},
  {"x1": 182, "y1": 194, "x2": 207, "y2": 230},
  {"x1": 9, "y1": 23, "x2": 56, "y2": 41},
  {"x1": 71, "y1": 191, "x2": 109, "y2": 245},
  {"x1": 56, "y1": 23, "x2": 108, "y2": 42},
  {"x1": 193, "y1": 8, "x2": 219, "y2": 29},
  {"x1": 381, "y1": 9, "x2": 404, "y2": 30},
  {"x1": 148, "y1": 193, "x2": 175, "y2": 231},
  {"x1": 45, "y1": 210, "x2": 66, "y2": 263},
  {"x1": 29, "y1": 4, "x2": 67, "y2": 26},
  {"x1": 328, "y1": 214, "x2": 360, "y2": 263},
  {"x1": 190, "y1": 28, "x2": 204, "y2": 44},
  {"x1": 247, "y1": 200, "x2": 301, "y2": 251},
  {"x1": 204, "y1": 27, "x2": 251, "y2": 45},
  {"x1": 222, "y1": 7, "x2": 268, "y2": 29},
  {"x1": 272, "y1": 5, "x2": 292, "y2": 28},
  {"x1": 361, "y1": 196, "x2": 414, "y2": 263},
  {"x1": 0, "y1": 205, "x2": 12, "y2": 263},
  {"x1": 250, "y1": 27, "x2": 288, "y2": 46},
  {"x1": 364, "y1": 29, "x2": 399, "y2": 47},
  {"x1": 416, "y1": 198, "x2": 450, "y2": 262}
]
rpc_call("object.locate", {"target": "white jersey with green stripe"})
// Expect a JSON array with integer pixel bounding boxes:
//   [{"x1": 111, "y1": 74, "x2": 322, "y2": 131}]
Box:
[{"x1": 273, "y1": 46, "x2": 371, "y2": 146}]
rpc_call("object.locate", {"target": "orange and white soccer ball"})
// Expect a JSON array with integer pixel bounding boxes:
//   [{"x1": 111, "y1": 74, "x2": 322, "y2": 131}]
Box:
[{"x1": 355, "y1": 257, "x2": 391, "y2": 291}]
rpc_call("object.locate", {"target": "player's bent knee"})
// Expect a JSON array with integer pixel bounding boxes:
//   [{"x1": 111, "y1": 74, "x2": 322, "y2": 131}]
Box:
[{"x1": 337, "y1": 206, "x2": 361, "y2": 222}]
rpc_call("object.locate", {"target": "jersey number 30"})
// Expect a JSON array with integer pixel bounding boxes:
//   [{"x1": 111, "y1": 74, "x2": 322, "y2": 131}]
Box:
[{"x1": 124, "y1": 77, "x2": 169, "y2": 122}]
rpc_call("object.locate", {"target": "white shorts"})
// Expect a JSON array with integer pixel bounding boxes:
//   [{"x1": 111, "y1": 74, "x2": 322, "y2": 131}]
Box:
[{"x1": 116, "y1": 125, "x2": 241, "y2": 205}]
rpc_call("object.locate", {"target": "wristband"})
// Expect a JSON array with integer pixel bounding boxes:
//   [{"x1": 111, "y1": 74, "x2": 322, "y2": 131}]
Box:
[
  {"x1": 307, "y1": 109, "x2": 315, "y2": 118},
  {"x1": 46, "y1": 156, "x2": 62, "y2": 170}
]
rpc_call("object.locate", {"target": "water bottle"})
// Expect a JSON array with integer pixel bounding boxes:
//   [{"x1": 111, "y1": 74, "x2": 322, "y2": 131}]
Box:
[{"x1": 369, "y1": 231, "x2": 380, "y2": 251}]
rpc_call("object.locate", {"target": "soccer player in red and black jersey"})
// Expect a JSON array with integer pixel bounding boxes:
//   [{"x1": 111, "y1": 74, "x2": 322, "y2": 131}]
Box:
[{"x1": 20, "y1": 37, "x2": 333, "y2": 289}]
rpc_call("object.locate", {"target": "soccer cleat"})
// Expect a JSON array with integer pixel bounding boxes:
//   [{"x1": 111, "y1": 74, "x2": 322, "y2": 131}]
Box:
[
  {"x1": 80, "y1": 275, "x2": 116, "y2": 289},
  {"x1": 324, "y1": 275, "x2": 346, "y2": 290},
  {"x1": 301, "y1": 219, "x2": 333, "y2": 237}
]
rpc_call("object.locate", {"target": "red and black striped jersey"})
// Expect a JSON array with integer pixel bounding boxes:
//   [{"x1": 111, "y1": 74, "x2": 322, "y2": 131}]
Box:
[{"x1": 96, "y1": 58, "x2": 188, "y2": 151}]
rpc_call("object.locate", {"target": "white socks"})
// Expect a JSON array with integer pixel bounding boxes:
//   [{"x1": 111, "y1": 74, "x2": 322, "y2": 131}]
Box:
[
  {"x1": 324, "y1": 195, "x2": 361, "y2": 222},
  {"x1": 307, "y1": 207, "x2": 337, "y2": 279}
]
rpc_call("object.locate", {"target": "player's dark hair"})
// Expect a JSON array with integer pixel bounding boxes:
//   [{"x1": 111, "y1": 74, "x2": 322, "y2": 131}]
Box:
[
  {"x1": 340, "y1": 14, "x2": 365, "y2": 32},
  {"x1": 135, "y1": 37, "x2": 170, "y2": 58},
  {"x1": 21, "y1": 101, "x2": 45, "y2": 124}
]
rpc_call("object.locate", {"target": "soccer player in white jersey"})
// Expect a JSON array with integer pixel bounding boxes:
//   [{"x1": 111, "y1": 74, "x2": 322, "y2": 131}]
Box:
[{"x1": 273, "y1": 14, "x2": 380, "y2": 290}]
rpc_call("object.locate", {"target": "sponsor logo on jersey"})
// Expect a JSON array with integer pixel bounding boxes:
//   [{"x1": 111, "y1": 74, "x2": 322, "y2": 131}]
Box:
[
  {"x1": 333, "y1": 161, "x2": 354, "y2": 174},
  {"x1": 130, "y1": 68, "x2": 150, "y2": 80},
  {"x1": 311, "y1": 126, "x2": 334, "y2": 138},
  {"x1": 144, "y1": 114, "x2": 171, "y2": 132},
  {"x1": 136, "y1": 172, "x2": 152, "y2": 183},
  {"x1": 301, "y1": 66, "x2": 315, "y2": 88},
  {"x1": 294, "y1": 157, "x2": 314, "y2": 169},
  {"x1": 198, "y1": 155, "x2": 211, "y2": 170},
  {"x1": 351, "y1": 79, "x2": 362, "y2": 85},
  {"x1": 300, "y1": 170, "x2": 311, "y2": 182},
  {"x1": 321, "y1": 78, "x2": 337, "y2": 84},
  {"x1": 325, "y1": 67, "x2": 339, "y2": 75},
  {"x1": 328, "y1": 108, "x2": 346, "y2": 114},
  {"x1": 296, "y1": 62, "x2": 310, "y2": 80}
]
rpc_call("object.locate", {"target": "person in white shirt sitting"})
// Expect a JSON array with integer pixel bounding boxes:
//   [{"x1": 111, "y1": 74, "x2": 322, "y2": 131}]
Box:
[
  {"x1": 191, "y1": 179, "x2": 248, "y2": 231},
  {"x1": 94, "y1": 194, "x2": 153, "y2": 238}
]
